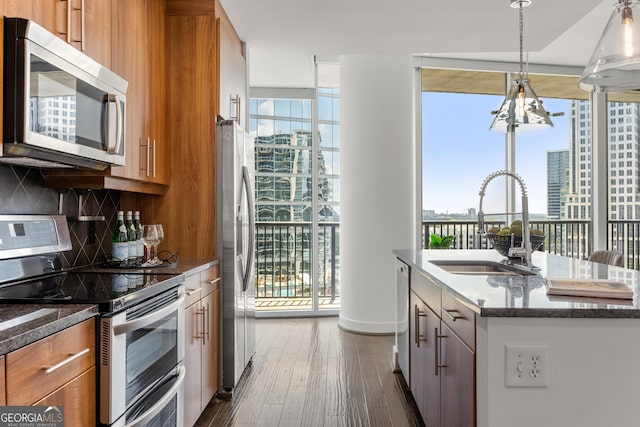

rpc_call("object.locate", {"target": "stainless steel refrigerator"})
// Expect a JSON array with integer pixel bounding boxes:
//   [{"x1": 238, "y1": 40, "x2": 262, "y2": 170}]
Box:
[{"x1": 217, "y1": 118, "x2": 256, "y2": 391}]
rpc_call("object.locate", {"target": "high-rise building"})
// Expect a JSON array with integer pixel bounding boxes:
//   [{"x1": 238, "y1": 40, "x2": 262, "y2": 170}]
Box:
[
  {"x1": 250, "y1": 92, "x2": 340, "y2": 304},
  {"x1": 564, "y1": 100, "x2": 640, "y2": 220},
  {"x1": 547, "y1": 149, "x2": 569, "y2": 219}
]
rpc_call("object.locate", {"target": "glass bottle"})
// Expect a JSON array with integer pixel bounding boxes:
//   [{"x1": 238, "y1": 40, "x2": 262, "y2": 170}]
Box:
[
  {"x1": 125, "y1": 211, "x2": 136, "y2": 265},
  {"x1": 112, "y1": 211, "x2": 129, "y2": 265},
  {"x1": 133, "y1": 211, "x2": 144, "y2": 261}
]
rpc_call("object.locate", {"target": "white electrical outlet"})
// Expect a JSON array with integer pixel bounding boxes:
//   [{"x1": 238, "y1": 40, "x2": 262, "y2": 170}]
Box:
[{"x1": 505, "y1": 344, "x2": 548, "y2": 387}]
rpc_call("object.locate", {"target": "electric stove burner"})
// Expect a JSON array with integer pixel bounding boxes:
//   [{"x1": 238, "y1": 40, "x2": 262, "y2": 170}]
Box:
[{"x1": 0, "y1": 270, "x2": 183, "y2": 313}]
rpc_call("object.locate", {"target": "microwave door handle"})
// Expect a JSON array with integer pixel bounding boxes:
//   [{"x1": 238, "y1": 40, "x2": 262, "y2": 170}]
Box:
[
  {"x1": 105, "y1": 94, "x2": 116, "y2": 153},
  {"x1": 113, "y1": 294, "x2": 185, "y2": 336},
  {"x1": 124, "y1": 365, "x2": 186, "y2": 427},
  {"x1": 115, "y1": 94, "x2": 124, "y2": 155},
  {"x1": 105, "y1": 94, "x2": 123, "y2": 155}
]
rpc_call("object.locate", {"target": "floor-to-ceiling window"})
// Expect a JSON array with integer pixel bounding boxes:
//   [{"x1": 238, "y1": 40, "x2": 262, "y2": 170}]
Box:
[
  {"x1": 249, "y1": 64, "x2": 340, "y2": 316},
  {"x1": 421, "y1": 66, "x2": 592, "y2": 258}
]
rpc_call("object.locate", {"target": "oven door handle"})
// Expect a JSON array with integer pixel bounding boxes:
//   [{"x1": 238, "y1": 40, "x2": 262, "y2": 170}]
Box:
[
  {"x1": 124, "y1": 365, "x2": 186, "y2": 427},
  {"x1": 113, "y1": 294, "x2": 185, "y2": 336}
]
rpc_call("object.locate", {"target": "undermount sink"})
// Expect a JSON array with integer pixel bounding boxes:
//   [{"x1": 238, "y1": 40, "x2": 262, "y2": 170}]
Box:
[{"x1": 431, "y1": 260, "x2": 535, "y2": 276}]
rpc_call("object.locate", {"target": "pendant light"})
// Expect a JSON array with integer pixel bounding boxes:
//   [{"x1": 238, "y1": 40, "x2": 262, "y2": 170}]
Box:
[
  {"x1": 490, "y1": 0, "x2": 554, "y2": 132},
  {"x1": 579, "y1": 0, "x2": 640, "y2": 92}
]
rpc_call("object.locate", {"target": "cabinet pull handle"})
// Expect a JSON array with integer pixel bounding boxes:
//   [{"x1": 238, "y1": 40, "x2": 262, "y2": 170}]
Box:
[
  {"x1": 43, "y1": 348, "x2": 90, "y2": 374},
  {"x1": 443, "y1": 308, "x2": 465, "y2": 322},
  {"x1": 146, "y1": 137, "x2": 151, "y2": 177},
  {"x1": 435, "y1": 328, "x2": 447, "y2": 376},
  {"x1": 414, "y1": 305, "x2": 427, "y2": 347},
  {"x1": 69, "y1": 0, "x2": 84, "y2": 49},
  {"x1": 186, "y1": 288, "x2": 201, "y2": 296},
  {"x1": 207, "y1": 277, "x2": 221, "y2": 285},
  {"x1": 55, "y1": 0, "x2": 68, "y2": 37},
  {"x1": 195, "y1": 307, "x2": 205, "y2": 340},
  {"x1": 66, "y1": 0, "x2": 71, "y2": 42},
  {"x1": 80, "y1": 0, "x2": 85, "y2": 51},
  {"x1": 152, "y1": 139, "x2": 157, "y2": 178},
  {"x1": 204, "y1": 302, "x2": 210, "y2": 342}
]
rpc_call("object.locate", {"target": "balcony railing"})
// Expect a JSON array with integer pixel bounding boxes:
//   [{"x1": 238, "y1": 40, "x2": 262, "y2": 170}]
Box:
[
  {"x1": 255, "y1": 222, "x2": 339, "y2": 303},
  {"x1": 422, "y1": 219, "x2": 592, "y2": 260},
  {"x1": 254, "y1": 219, "x2": 640, "y2": 308}
]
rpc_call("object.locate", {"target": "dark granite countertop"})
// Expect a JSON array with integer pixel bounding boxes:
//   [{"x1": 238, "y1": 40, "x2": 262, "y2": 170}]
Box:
[
  {"x1": 74, "y1": 258, "x2": 218, "y2": 277},
  {"x1": 394, "y1": 249, "x2": 640, "y2": 318},
  {"x1": 0, "y1": 259, "x2": 216, "y2": 355},
  {"x1": 0, "y1": 304, "x2": 98, "y2": 354}
]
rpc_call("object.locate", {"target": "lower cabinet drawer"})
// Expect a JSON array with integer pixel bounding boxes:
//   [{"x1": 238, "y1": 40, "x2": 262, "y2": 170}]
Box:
[
  {"x1": 201, "y1": 265, "x2": 220, "y2": 298},
  {"x1": 441, "y1": 292, "x2": 476, "y2": 350},
  {"x1": 6, "y1": 319, "x2": 96, "y2": 405}
]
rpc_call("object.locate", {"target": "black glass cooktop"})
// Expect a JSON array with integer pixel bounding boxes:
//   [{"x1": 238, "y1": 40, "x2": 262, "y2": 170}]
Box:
[{"x1": 0, "y1": 271, "x2": 184, "y2": 313}]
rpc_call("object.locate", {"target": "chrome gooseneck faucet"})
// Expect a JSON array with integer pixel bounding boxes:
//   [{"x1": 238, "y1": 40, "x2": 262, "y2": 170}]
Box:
[{"x1": 477, "y1": 170, "x2": 532, "y2": 268}]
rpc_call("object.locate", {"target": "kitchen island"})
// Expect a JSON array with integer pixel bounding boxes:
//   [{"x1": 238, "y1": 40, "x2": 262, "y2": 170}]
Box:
[{"x1": 394, "y1": 249, "x2": 640, "y2": 427}]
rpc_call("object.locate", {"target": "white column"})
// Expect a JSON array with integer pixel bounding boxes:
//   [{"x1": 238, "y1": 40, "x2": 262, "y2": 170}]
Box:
[
  {"x1": 338, "y1": 54, "x2": 416, "y2": 334},
  {"x1": 590, "y1": 91, "x2": 608, "y2": 252}
]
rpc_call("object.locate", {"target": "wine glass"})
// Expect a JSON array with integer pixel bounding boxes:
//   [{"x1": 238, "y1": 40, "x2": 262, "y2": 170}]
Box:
[
  {"x1": 153, "y1": 224, "x2": 164, "y2": 265},
  {"x1": 142, "y1": 225, "x2": 157, "y2": 265}
]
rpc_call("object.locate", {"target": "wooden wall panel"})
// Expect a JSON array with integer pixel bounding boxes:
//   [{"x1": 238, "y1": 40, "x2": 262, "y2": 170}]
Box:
[{"x1": 130, "y1": 14, "x2": 218, "y2": 260}]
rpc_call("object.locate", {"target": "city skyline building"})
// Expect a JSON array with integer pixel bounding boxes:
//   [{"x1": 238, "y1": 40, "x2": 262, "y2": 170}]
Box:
[
  {"x1": 547, "y1": 149, "x2": 570, "y2": 220},
  {"x1": 565, "y1": 100, "x2": 640, "y2": 220},
  {"x1": 250, "y1": 89, "x2": 340, "y2": 308}
]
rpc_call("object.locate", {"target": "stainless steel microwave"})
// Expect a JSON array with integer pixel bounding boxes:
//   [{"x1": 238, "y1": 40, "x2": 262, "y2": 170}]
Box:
[{"x1": 3, "y1": 18, "x2": 127, "y2": 171}]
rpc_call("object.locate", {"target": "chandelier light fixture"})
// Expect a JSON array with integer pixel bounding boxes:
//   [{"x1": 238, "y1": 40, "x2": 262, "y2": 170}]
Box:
[
  {"x1": 579, "y1": 0, "x2": 640, "y2": 92},
  {"x1": 490, "y1": 0, "x2": 554, "y2": 133}
]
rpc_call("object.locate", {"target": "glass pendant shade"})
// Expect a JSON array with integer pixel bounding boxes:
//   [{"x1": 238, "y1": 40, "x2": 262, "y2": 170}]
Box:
[
  {"x1": 579, "y1": 0, "x2": 640, "y2": 92},
  {"x1": 489, "y1": 79, "x2": 554, "y2": 132}
]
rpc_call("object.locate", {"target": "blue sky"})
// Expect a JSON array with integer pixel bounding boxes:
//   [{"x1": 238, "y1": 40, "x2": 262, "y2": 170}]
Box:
[{"x1": 422, "y1": 92, "x2": 571, "y2": 216}]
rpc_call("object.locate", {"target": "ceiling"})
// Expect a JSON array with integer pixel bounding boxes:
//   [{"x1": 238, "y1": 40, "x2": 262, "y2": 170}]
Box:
[{"x1": 219, "y1": 0, "x2": 616, "y2": 88}]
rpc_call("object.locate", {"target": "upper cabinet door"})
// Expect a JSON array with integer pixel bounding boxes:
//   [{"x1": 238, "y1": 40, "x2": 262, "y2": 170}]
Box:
[
  {"x1": 110, "y1": 0, "x2": 146, "y2": 181},
  {"x1": 81, "y1": 0, "x2": 112, "y2": 67},
  {"x1": 4, "y1": 0, "x2": 62, "y2": 37},
  {"x1": 217, "y1": 4, "x2": 246, "y2": 127},
  {"x1": 4, "y1": 0, "x2": 111, "y2": 67},
  {"x1": 111, "y1": 0, "x2": 167, "y2": 185},
  {"x1": 146, "y1": 0, "x2": 168, "y2": 184}
]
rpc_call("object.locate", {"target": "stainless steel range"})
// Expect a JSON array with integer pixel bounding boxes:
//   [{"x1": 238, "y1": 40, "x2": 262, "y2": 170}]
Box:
[{"x1": 0, "y1": 214, "x2": 185, "y2": 427}]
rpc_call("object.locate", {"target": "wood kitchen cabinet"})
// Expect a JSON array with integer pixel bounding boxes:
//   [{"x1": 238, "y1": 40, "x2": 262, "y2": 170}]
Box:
[
  {"x1": 217, "y1": 2, "x2": 246, "y2": 126},
  {"x1": 440, "y1": 323, "x2": 475, "y2": 426},
  {"x1": 110, "y1": 0, "x2": 167, "y2": 185},
  {"x1": 124, "y1": 5, "x2": 219, "y2": 258},
  {"x1": 4, "y1": 0, "x2": 111, "y2": 67},
  {"x1": 409, "y1": 270, "x2": 475, "y2": 427},
  {"x1": 184, "y1": 265, "x2": 221, "y2": 427},
  {"x1": 410, "y1": 290, "x2": 440, "y2": 427},
  {"x1": 4, "y1": 0, "x2": 63, "y2": 40},
  {"x1": 44, "y1": 0, "x2": 168, "y2": 195},
  {"x1": 5, "y1": 318, "x2": 96, "y2": 426}
]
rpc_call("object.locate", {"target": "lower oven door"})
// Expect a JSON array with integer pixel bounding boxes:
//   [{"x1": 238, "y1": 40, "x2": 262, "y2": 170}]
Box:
[
  {"x1": 100, "y1": 286, "x2": 185, "y2": 425},
  {"x1": 112, "y1": 363, "x2": 186, "y2": 427}
]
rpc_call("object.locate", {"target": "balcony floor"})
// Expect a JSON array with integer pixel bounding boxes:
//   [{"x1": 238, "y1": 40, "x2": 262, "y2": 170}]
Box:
[{"x1": 256, "y1": 297, "x2": 340, "y2": 311}]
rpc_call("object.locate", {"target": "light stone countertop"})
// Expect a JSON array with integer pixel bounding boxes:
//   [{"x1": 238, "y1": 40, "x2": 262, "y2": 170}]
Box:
[{"x1": 393, "y1": 249, "x2": 640, "y2": 318}]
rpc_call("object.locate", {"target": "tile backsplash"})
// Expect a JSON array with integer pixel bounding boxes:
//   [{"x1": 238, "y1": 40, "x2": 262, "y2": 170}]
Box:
[{"x1": 0, "y1": 164, "x2": 120, "y2": 268}]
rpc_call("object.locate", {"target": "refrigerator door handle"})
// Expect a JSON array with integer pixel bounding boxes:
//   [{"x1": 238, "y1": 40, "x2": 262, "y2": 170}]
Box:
[{"x1": 241, "y1": 165, "x2": 255, "y2": 292}]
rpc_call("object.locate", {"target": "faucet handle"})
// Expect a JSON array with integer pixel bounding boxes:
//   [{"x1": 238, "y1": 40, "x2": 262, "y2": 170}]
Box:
[{"x1": 508, "y1": 246, "x2": 528, "y2": 258}]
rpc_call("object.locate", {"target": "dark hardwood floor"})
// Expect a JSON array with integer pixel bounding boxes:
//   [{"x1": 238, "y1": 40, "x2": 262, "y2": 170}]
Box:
[{"x1": 195, "y1": 317, "x2": 423, "y2": 427}]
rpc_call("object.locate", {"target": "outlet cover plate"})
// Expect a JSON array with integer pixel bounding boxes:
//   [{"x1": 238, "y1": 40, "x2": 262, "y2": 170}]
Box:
[{"x1": 505, "y1": 344, "x2": 549, "y2": 387}]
